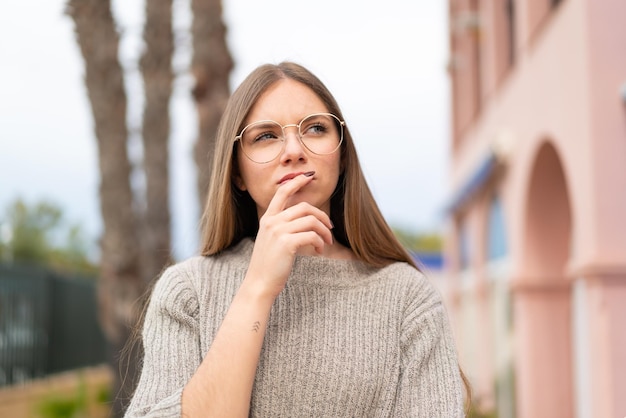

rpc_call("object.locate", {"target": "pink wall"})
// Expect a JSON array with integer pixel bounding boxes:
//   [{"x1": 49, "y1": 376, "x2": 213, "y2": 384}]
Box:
[
  {"x1": 446, "y1": 0, "x2": 626, "y2": 416},
  {"x1": 581, "y1": 0, "x2": 626, "y2": 265}
]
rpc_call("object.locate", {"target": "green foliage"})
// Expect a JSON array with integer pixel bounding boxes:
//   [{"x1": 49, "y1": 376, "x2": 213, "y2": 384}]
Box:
[
  {"x1": 0, "y1": 198, "x2": 98, "y2": 277},
  {"x1": 391, "y1": 226, "x2": 443, "y2": 253},
  {"x1": 467, "y1": 403, "x2": 498, "y2": 418},
  {"x1": 95, "y1": 383, "x2": 111, "y2": 404},
  {"x1": 37, "y1": 396, "x2": 82, "y2": 418},
  {"x1": 36, "y1": 375, "x2": 88, "y2": 418}
]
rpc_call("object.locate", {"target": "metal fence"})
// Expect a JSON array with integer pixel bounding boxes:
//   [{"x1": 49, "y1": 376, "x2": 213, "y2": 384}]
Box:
[{"x1": 0, "y1": 264, "x2": 108, "y2": 387}]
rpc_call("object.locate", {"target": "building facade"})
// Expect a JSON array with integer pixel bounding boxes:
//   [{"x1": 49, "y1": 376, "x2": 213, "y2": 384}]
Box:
[{"x1": 444, "y1": 1, "x2": 626, "y2": 417}]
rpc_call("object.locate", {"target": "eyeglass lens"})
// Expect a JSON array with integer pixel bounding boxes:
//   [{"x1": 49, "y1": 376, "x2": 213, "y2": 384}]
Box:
[{"x1": 239, "y1": 114, "x2": 342, "y2": 163}]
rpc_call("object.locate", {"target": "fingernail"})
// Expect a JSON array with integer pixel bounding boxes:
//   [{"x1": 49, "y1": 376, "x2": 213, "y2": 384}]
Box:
[
  {"x1": 330, "y1": 220, "x2": 334, "y2": 229},
  {"x1": 303, "y1": 171, "x2": 315, "y2": 177}
]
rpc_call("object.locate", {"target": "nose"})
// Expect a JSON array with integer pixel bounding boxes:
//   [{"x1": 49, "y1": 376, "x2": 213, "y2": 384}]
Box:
[{"x1": 280, "y1": 126, "x2": 306, "y2": 163}]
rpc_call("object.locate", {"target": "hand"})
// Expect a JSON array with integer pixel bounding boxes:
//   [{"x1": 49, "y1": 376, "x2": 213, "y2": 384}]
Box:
[{"x1": 245, "y1": 172, "x2": 334, "y2": 299}]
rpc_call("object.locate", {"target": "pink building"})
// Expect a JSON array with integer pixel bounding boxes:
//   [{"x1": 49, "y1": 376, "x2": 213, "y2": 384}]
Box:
[{"x1": 444, "y1": 1, "x2": 626, "y2": 417}]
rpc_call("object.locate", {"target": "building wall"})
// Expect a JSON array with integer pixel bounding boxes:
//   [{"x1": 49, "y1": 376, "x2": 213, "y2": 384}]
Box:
[{"x1": 445, "y1": 0, "x2": 626, "y2": 417}]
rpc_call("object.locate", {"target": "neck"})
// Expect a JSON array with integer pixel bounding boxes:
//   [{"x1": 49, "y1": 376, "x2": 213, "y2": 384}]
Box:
[{"x1": 296, "y1": 238, "x2": 356, "y2": 260}]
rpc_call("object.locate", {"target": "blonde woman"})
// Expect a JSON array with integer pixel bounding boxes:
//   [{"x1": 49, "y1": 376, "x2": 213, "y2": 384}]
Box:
[{"x1": 125, "y1": 62, "x2": 467, "y2": 417}]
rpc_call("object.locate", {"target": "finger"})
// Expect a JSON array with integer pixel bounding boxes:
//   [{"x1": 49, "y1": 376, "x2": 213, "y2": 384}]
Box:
[
  {"x1": 279, "y1": 214, "x2": 333, "y2": 246},
  {"x1": 279, "y1": 202, "x2": 333, "y2": 232},
  {"x1": 265, "y1": 172, "x2": 315, "y2": 215},
  {"x1": 285, "y1": 230, "x2": 327, "y2": 255}
]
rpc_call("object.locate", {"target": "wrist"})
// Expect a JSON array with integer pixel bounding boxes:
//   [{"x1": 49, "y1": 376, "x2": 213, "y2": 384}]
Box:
[{"x1": 238, "y1": 275, "x2": 281, "y2": 306}]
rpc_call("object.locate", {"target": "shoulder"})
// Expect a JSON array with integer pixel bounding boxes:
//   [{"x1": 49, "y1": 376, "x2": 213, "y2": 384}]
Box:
[
  {"x1": 154, "y1": 239, "x2": 254, "y2": 295},
  {"x1": 377, "y1": 262, "x2": 441, "y2": 305},
  {"x1": 144, "y1": 257, "x2": 206, "y2": 317},
  {"x1": 372, "y1": 262, "x2": 451, "y2": 336},
  {"x1": 152, "y1": 256, "x2": 209, "y2": 296}
]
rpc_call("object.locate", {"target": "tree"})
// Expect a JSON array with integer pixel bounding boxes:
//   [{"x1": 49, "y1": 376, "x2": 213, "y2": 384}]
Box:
[
  {"x1": 0, "y1": 198, "x2": 98, "y2": 277},
  {"x1": 67, "y1": 0, "x2": 232, "y2": 415},
  {"x1": 391, "y1": 227, "x2": 444, "y2": 253},
  {"x1": 66, "y1": 0, "x2": 174, "y2": 416},
  {"x1": 66, "y1": 2, "x2": 143, "y2": 416},
  {"x1": 190, "y1": 0, "x2": 233, "y2": 211},
  {"x1": 140, "y1": 0, "x2": 175, "y2": 284},
  {"x1": 2, "y1": 199, "x2": 62, "y2": 264}
]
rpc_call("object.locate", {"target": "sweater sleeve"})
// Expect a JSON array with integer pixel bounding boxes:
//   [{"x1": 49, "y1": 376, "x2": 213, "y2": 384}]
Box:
[
  {"x1": 393, "y1": 280, "x2": 465, "y2": 417},
  {"x1": 124, "y1": 265, "x2": 201, "y2": 418}
]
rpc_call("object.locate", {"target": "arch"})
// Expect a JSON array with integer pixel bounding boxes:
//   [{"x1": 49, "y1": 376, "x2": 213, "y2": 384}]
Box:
[
  {"x1": 512, "y1": 140, "x2": 575, "y2": 418},
  {"x1": 522, "y1": 141, "x2": 572, "y2": 281}
]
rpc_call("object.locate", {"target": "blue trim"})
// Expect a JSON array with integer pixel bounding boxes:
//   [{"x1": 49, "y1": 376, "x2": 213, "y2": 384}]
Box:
[
  {"x1": 445, "y1": 152, "x2": 497, "y2": 214},
  {"x1": 488, "y1": 195, "x2": 509, "y2": 259},
  {"x1": 411, "y1": 251, "x2": 444, "y2": 270}
]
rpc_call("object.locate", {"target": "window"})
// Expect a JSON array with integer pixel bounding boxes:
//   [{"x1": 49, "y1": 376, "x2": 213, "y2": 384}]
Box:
[
  {"x1": 459, "y1": 219, "x2": 471, "y2": 269},
  {"x1": 488, "y1": 195, "x2": 508, "y2": 260}
]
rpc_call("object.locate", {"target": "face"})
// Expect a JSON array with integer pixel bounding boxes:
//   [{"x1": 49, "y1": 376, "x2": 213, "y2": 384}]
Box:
[{"x1": 235, "y1": 79, "x2": 342, "y2": 218}]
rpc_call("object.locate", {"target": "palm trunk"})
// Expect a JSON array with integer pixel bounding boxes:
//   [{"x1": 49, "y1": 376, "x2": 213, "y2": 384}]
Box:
[
  {"x1": 140, "y1": 0, "x2": 174, "y2": 283},
  {"x1": 67, "y1": 1, "x2": 230, "y2": 415},
  {"x1": 66, "y1": 1, "x2": 142, "y2": 416},
  {"x1": 190, "y1": 0, "x2": 233, "y2": 212}
]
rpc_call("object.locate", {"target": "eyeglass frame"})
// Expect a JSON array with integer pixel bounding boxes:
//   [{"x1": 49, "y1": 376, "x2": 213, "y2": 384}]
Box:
[{"x1": 234, "y1": 112, "x2": 346, "y2": 164}]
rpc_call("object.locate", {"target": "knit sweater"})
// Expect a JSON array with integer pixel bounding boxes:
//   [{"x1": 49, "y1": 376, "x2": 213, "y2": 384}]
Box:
[{"x1": 125, "y1": 238, "x2": 464, "y2": 417}]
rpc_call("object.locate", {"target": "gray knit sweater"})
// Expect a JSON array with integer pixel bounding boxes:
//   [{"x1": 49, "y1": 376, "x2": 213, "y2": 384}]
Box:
[{"x1": 125, "y1": 238, "x2": 464, "y2": 417}]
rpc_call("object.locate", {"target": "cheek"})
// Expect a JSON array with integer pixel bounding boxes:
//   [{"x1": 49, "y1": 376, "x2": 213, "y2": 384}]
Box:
[
  {"x1": 237, "y1": 158, "x2": 274, "y2": 205},
  {"x1": 314, "y1": 156, "x2": 342, "y2": 198},
  {"x1": 236, "y1": 154, "x2": 254, "y2": 190},
  {"x1": 327, "y1": 154, "x2": 342, "y2": 181}
]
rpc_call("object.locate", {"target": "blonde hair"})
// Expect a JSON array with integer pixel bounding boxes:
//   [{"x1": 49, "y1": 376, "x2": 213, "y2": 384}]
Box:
[
  {"x1": 199, "y1": 62, "x2": 416, "y2": 269},
  {"x1": 199, "y1": 64, "x2": 472, "y2": 400}
]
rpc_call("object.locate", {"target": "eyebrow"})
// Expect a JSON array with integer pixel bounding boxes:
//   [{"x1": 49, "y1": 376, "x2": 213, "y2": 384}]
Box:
[{"x1": 247, "y1": 121, "x2": 281, "y2": 129}]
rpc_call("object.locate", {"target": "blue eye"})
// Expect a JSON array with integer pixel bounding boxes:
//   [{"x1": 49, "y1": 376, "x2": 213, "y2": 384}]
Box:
[
  {"x1": 302, "y1": 122, "x2": 328, "y2": 137},
  {"x1": 243, "y1": 122, "x2": 283, "y2": 144},
  {"x1": 312, "y1": 123, "x2": 326, "y2": 133},
  {"x1": 253, "y1": 132, "x2": 279, "y2": 142}
]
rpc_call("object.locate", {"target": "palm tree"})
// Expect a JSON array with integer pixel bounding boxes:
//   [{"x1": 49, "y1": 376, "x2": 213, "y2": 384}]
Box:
[
  {"x1": 140, "y1": 0, "x2": 175, "y2": 284},
  {"x1": 67, "y1": 0, "x2": 173, "y2": 415},
  {"x1": 68, "y1": 0, "x2": 233, "y2": 415},
  {"x1": 190, "y1": 0, "x2": 233, "y2": 211}
]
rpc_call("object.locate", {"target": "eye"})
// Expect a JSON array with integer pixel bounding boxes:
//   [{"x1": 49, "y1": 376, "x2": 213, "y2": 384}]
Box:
[
  {"x1": 302, "y1": 121, "x2": 329, "y2": 137},
  {"x1": 244, "y1": 122, "x2": 283, "y2": 144},
  {"x1": 253, "y1": 131, "x2": 279, "y2": 142}
]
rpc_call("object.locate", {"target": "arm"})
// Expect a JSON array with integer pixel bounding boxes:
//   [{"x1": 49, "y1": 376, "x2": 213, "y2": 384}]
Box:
[
  {"x1": 125, "y1": 264, "x2": 274, "y2": 418},
  {"x1": 124, "y1": 267, "x2": 201, "y2": 418},
  {"x1": 181, "y1": 173, "x2": 333, "y2": 417},
  {"x1": 126, "y1": 174, "x2": 331, "y2": 417},
  {"x1": 180, "y1": 278, "x2": 274, "y2": 417},
  {"x1": 393, "y1": 284, "x2": 465, "y2": 418}
]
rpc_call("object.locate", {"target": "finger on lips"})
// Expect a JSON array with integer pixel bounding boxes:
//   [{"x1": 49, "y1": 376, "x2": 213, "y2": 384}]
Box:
[
  {"x1": 262, "y1": 171, "x2": 333, "y2": 244},
  {"x1": 268, "y1": 171, "x2": 316, "y2": 214}
]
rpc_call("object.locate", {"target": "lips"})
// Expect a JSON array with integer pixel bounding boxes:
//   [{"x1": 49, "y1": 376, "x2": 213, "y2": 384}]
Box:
[{"x1": 278, "y1": 172, "x2": 305, "y2": 184}]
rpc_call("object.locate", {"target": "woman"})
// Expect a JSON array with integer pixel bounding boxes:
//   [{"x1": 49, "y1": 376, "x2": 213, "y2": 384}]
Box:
[{"x1": 125, "y1": 62, "x2": 467, "y2": 417}]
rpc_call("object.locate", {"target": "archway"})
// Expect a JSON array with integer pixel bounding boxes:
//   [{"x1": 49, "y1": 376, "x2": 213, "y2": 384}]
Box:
[{"x1": 513, "y1": 141, "x2": 574, "y2": 418}]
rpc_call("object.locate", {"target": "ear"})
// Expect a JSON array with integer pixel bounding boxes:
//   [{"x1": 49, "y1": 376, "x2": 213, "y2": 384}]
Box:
[
  {"x1": 233, "y1": 175, "x2": 247, "y2": 191},
  {"x1": 340, "y1": 152, "x2": 347, "y2": 175}
]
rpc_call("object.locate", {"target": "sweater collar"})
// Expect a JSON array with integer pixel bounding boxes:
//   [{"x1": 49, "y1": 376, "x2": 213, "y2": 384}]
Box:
[{"x1": 232, "y1": 237, "x2": 376, "y2": 288}]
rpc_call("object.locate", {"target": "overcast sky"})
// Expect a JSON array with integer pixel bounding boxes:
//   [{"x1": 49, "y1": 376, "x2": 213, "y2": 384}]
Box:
[{"x1": 0, "y1": 0, "x2": 451, "y2": 260}]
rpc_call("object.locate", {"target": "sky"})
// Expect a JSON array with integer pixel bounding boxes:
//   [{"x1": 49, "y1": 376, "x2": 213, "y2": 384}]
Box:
[{"x1": 0, "y1": 0, "x2": 452, "y2": 260}]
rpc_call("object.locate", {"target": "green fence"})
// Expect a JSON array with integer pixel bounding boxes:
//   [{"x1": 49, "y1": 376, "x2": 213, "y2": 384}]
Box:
[{"x1": 0, "y1": 264, "x2": 108, "y2": 387}]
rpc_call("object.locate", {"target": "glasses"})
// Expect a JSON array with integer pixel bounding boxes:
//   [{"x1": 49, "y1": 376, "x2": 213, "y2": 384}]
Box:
[{"x1": 235, "y1": 113, "x2": 345, "y2": 164}]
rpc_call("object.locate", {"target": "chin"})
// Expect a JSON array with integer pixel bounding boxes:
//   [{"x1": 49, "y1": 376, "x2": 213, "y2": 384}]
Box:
[
  {"x1": 284, "y1": 195, "x2": 310, "y2": 209},
  {"x1": 287, "y1": 196, "x2": 331, "y2": 214}
]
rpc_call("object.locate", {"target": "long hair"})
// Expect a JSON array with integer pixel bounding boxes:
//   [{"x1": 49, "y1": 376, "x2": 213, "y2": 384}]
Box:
[
  {"x1": 199, "y1": 63, "x2": 472, "y2": 404},
  {"x1": 199, "y1": 62, "x2": 416, "y2": 269}
]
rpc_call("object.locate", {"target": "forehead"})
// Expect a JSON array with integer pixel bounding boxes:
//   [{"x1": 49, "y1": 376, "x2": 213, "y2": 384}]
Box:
[{"x1": 245, "y1": 79, "x2": 329, "y2": 124}]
